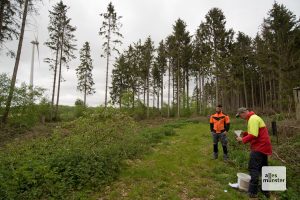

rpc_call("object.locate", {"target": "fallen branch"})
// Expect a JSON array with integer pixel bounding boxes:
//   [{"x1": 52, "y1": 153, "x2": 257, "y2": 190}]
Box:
[{"x1": 273, "y1": 151, "x2": 287, "y2": 164}]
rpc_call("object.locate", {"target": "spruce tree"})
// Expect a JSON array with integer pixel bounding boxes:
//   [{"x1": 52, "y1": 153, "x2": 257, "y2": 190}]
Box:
[
  {"x1": 201, "y1": 8, "x2": 233, "y2": 105},
  {"x1": 99, "y1": 2, "x2": 123, "y2": 107},
  {"x1": 261, "y1": 2, "x2": 300, "y2": 111},
  {"x1": 141, "y1": 37, "x2": 154, "y2": 118},
  {"x1": 170, "y1": 19, "x2": 191, "y2": 117},
  {"x1": 156, "y1": 40, "x2": 167, "y2": 110},
  {"x1": 110, "y1": 54, "x2": 127, "y2": 108},
  {"x1": 45, "y1": 0, "x2": 76, "y2": 120},
  {"x1": 76, "y1": 42, "x2": 95, "y2": 106}
]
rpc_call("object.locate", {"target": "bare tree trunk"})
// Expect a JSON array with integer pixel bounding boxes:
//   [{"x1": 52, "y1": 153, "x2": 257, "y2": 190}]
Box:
[
  {"x1": 258, "y1": 73, "x2": 261, "y2": 110},
  {"x1": 199, "y1": 74, "x2": 201, "y2": 114},
  {"x1": 132, "y1": 87, "x2": 135, "y2": 109},
  {"x1": 161, "y1": 72, "x2": 163, "y2": 112},
  {"x1": 260, "y1": 75, "x2": 265, "y2": 111},
  {"x1": 236, "y1": 91, "x2": 239, "y2": 108},
  {"x1": 239, "y1": 90, "x2": 242, "y2": 108},
  {"x1": 263, "y1": 75, "x2": 268, "y2": 110},
  {"x1": 177, "y1": 59, "x2": 180, "y2": 118},
  {"x1": 119, "y1": 86, "x2": 122, "y2": 109},
  {"x1": 216, "y1": 75, "x2": 218, "y2": 105},
  {"x1": 269, "y1": 75, "x2": 273, "y2": 109},
  {"x1": 240, "y1": 89, "x2": 243, "y2": 108},
  {"x1": 168, "y1": 60, "x2": 171, "y2": 118},
  {"x1": 272, "y1": 72, "x2": 276, "y2": 108},
  {"x1": 196, "y1": 73, "x2": 199, "y2": 115},
  {"x1": 278, "y1": 68, "x2": 283, "y2": 112},
  {"x1": 50, "y1": 40, "x2": 60, "y2": 120},
  {"x1": 157, "y1": 87, "x2": 160, "y2": 109},
  {"x1": 104, "y1": 18, "x2": 111, "y2": 108},
  {"x1": 84, "y1": 72, "x2": 87, "y2": 107},
  {"x1": 221, "y1": 90, "x2": 224, "y2": 110},
  {"x1": 202, "y1": 75, "x2": 205, "y2": 112},
  {"x1": 172, "y1": 64, "x2": 175, "y2": 110},
  {"x1": 251, "y1": 77, "x2": 254, "y2": 109},
  {"x1": 104, "y1": 51, "x2": 110, "y2": 107},
  {"x1": 2, "y1": 0, "x2": 29, "y2": 124},
  {"x1": 253, "y1": 79, "x2": 257, "y2": 107},
  {"x1": 54, "y1": 23, "x2": 65, "y2": 120},
  {"x1": 198, "y1": 73, "x2": 201, "y2": 114},
  {"x1": 152, "y1": 81, "x2": 155, "y2": 110},
  {"x1": 147, "y1": 75, "x2": 149, "y2": 118},
  {"x1": 213, "y1": 42, "x2": 218, "y2": 106},
  {"x1": 186, "y1": 72, "x2": 189, "y2": 110},
  {"x1": 230, "y1": 89, "x2": 234, "y2": 111},
  {"x1": 242, "y1": 65, "x2": 248, "y2": 108},
  {"x1": 55, "y1": 55, "x2": 63, "y2": 120},
  {"x1": 84, "y1": 87, "x2": 87, "y2": 107},
  {"x1": 226, "y1": 90, "x2": 229, "y2": 111},
  {"x1": 183, "y1": 70, "x2": 186, "y2": 109},
  {"x1": 143, "y1": 83, "x2": 146, "y2": 105}
]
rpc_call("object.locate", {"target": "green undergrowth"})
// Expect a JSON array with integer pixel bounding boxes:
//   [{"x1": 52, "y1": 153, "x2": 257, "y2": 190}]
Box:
[{"x1": 0, "y1": 109, "x2": 183, "y2": 199}]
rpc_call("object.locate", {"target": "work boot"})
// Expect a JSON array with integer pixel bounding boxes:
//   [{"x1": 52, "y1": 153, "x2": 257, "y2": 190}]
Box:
[
  {"x1": 223, "y1": 154, "x2": 229, "y2": 161},
  {"x1": 213, "y1": 153, "x2": 218, "y2": 159}
]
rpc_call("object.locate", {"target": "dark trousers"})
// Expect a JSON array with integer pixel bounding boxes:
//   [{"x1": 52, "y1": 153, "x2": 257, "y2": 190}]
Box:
[
  {"x1": 211, "y1": 132, "x2": 228, "y2": 155},
  {"x1": 248, "y1": 151, "x2": 269, "y2": 195}
]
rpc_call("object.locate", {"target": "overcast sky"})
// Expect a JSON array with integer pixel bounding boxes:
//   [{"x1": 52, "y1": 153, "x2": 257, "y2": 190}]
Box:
[{"x1": 1, "y1": 0, "x2": 300, "y2": 106}]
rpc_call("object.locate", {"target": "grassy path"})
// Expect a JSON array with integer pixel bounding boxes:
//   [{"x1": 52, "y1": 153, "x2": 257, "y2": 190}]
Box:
[{"x1": 93, "y1": 123, "x2": 250, "y2": 200}]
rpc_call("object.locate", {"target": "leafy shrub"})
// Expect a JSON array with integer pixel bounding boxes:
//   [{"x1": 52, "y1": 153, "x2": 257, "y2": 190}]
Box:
[
  {"x1": 0, "y1": 108, "x2": 177, "y2": 199},
  {"x1": 75, "y1": 106, "x2": 85, "y2": 118},
  {"x1": 37, "y1": 98, "x2": 51, "y2": 122},
  {"x1": 0, "y1": 73, "x2": 48, "y2": 129}
]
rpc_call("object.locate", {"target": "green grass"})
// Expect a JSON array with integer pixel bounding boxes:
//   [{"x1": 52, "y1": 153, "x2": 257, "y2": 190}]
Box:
[
  {"x1": 93, "y1": 122, "x2": 252, "y2": 200},
  {"x1": 1, "y1": 114, "x2": 296, "y2": 199}
]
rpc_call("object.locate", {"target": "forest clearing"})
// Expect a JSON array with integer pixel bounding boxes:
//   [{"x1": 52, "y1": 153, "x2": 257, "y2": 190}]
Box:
[{"x1": 1, "y1": 0, "x2": 300, "y2": 199}]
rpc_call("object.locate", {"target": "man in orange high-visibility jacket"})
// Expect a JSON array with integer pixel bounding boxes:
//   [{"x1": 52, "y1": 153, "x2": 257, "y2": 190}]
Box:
[
  {"x1": 236, "y1": 107, "x2": 272, "y2": 199},
  {"x1": 210, "y1": 104, "x2": 230, "y2": 160}
]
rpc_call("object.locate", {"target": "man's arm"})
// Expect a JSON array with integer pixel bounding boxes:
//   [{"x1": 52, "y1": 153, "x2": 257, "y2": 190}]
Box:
[
  {"x1": 242, "y1": 131, "x2": 248, "y2": 137},
  {"x1": 242, "y1": 117, "x2": 259, "y2": 143},
  {"x1": 242, "y1": 133, "x2": 257, "y2": 143},
  {"x1": 225, "y1": 115, "x2": 230, "y2": 132},
  {"x1": 210, "y1": 116, "x2": 215, "y2": 132},
  {"x1": 210, "y1": 123, "x2": 214, "y2": 132}
]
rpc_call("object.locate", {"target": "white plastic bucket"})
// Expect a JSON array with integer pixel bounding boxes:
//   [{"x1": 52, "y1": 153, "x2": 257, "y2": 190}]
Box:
[{"x1": 237, "y1": 173, "x2": 251, "y2": 191}]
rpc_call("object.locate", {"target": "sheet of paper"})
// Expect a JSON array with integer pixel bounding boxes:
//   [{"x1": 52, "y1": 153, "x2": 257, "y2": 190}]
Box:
[
  {"x1": 234, "y1": 130, "x2": 242, "y2": 137},
  {"x1": 229, "y1": 182, "x2": 239, "y2": 188}
]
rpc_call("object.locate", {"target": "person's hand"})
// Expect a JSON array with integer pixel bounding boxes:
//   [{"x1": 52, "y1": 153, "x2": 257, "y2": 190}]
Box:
[
  {"x1": 224, "y1": 131, "x2": 227, "y2": 135},
  {"x1": 236, "y1": 136, "x2": 243, "y2": 142}
]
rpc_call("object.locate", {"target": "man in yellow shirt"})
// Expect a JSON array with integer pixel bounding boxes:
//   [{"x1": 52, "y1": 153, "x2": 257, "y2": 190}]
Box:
[{"x1": 236, "y1": 107, "x2": 272, "y2": 198}]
